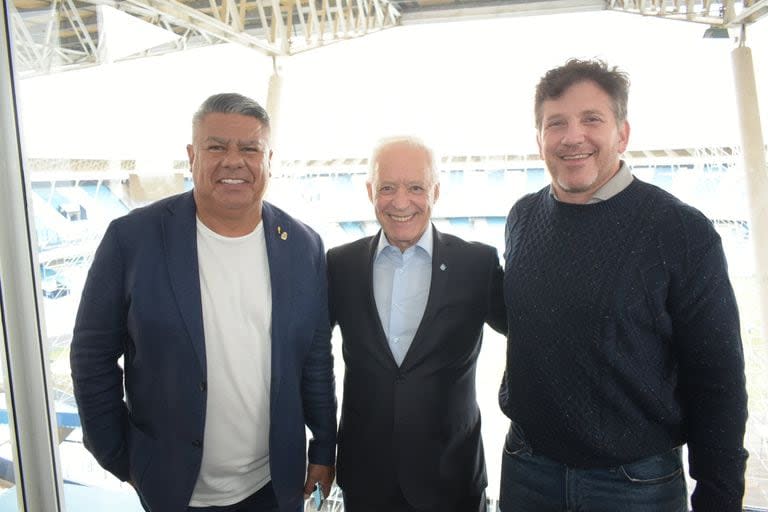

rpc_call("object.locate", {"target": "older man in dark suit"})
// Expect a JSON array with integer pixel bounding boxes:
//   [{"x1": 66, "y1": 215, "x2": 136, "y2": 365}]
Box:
[
  {"x1": 70, "y1": 93, "x2": 336, "y2": 512},
  {"x1": 327, "y1": 136, "x2": 506, "y2": 512}
]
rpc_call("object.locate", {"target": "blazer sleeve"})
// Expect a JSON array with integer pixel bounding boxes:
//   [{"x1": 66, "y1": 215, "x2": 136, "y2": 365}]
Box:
[
  {"x1": 326, "y1": 246, "x2": 342, "y2": 330},
  {"x1": 301, "y1": 237, "x2": 337, "y2": 466},
  {"x1": 485, "y1": 246, "x2": 507, "y2": 336},
  {"x1": 69, "y1": 221, "x2": 131, "y2": 481}
]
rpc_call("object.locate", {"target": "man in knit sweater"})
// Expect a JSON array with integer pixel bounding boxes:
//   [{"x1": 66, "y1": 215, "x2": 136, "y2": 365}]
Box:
[{"x1": 499, "y1": 59, "x2": 748, "y2": 512}]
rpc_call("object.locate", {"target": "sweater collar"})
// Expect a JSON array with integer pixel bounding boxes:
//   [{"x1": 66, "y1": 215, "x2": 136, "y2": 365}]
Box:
[{"x1": 549, "y1": 161, "x2": 634, "y2": 204}]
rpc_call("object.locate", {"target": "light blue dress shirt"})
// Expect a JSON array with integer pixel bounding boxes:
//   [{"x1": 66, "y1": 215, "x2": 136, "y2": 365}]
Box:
[{"x1": 372, "y1": 227, "x2": 433, "y2": 366}]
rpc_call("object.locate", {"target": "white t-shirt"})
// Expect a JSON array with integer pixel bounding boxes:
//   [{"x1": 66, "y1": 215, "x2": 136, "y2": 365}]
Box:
[{"x1": 189, "y1": 218, "x2": 272, "y2": 507}]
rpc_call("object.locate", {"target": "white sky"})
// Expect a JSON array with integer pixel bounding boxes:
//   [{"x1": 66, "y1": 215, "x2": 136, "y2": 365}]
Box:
[{"x1": 14, "y1": 10, "x2": 768, "y2": 162}]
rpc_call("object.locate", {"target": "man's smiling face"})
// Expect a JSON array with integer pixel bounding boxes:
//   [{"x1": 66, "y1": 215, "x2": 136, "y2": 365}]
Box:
[
  {"x1": 367, "y1": 141, "x2": 439, "y2": 252},
  {"x1": 537, "y1": 80, "x2": 629, "y2": 204},
  {"x1": 188, "y1": 112, "x2": 271, "y2": 230}
]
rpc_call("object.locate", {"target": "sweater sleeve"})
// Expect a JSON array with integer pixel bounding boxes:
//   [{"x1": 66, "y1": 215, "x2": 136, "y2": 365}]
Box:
[{"x1": 666, "y1": 212, "x2": 748, "y2": 511}]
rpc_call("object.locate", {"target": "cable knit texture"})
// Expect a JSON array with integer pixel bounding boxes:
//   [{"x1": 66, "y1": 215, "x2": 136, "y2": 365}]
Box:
[{"x1": 501, "y1": 178, "x2": 748, "y2": 510}]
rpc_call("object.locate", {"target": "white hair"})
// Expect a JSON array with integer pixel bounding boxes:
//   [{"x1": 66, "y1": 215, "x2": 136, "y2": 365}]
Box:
[{"x1": 367, "y1": 135, "x2": 440, "y2": 186}]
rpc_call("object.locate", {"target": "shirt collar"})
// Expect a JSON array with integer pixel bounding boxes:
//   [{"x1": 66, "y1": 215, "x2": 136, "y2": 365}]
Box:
[
  {"x1": 549, "y1": 160, "x2": 634, "y2": 203},
  {"x1": 375, "y1": 224, "x2": 434, "y2": 259}
]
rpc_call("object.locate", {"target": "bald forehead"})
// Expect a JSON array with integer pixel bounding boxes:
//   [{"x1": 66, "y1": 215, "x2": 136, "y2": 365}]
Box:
[{"x1": 374, "y1": 142, "x2": 434, "y2": 182}]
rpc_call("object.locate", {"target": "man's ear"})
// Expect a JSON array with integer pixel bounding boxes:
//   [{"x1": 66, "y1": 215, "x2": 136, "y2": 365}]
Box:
[
  {"x1": 536, "y1": 131, "x2": 544, "y2": 160},
  {"x1": 618, "y1": 120, "x2": 630, "y2": 153}
]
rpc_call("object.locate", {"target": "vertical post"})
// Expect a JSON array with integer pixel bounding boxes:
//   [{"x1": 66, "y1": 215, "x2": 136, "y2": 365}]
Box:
[
  {"x1": 266, "y1": 56, "x2": 283, "y2": 175},
  {"x1": 731, "y1": 26, "x2": 768, "y2": 343},
  {"x1": 0, "y1": 7, "x2": 64, "y2": 512}
]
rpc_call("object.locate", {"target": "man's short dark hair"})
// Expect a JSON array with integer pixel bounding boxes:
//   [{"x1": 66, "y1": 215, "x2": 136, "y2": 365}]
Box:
[
  {"x1": 534, "y1": 59, "x2": 630, "y2": 130},
  {"x1": 192, "y1": 92, "x2": 270, "y2": 132}
]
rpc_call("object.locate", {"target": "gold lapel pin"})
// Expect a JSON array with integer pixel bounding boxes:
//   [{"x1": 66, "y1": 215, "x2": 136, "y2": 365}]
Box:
[{"x1": 277, "y1": 226, "x2": 288, "y2": 240}]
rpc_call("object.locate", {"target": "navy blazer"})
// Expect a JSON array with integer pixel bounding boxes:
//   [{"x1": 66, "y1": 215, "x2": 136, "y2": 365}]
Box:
[
  {"x1": 327, "y1": 227, "x2": 505, "y2": 509},
  {"x1": 70, "y1": 191, "x2": 336, "y2": 512}
]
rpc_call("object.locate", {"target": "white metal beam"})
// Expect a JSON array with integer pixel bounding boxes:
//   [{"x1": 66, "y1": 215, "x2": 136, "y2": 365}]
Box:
[
  {"x1": 8, "y1": 0, "x2": 768, "y2": 77},
  {"x1": 730, "y1": 0, "x2": 768, "y2": 23},
  {"x1": 399, "y1": 0, "x2": 603, "y2": 24},
  {"x1": 606, "y1": 0, "x2": 768, "y2": 25},
  {"x1": 1, "y1": 6, "x2": 66, "y2": 511},
  {"x1": 122, "y1": 0, "x2": 283, "y2": 54}
]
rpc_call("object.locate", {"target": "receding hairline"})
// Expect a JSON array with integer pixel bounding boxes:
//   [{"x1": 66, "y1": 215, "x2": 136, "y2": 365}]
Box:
[
  {"x1": 191, "y1": 93, "x2": 271, "y2": 137},
  {"x1": 191, "y1": 112, "x2": 272, "y2": 140},
  {"x1": 367, "y1": 136, "x2": 440, "y2": 185}
]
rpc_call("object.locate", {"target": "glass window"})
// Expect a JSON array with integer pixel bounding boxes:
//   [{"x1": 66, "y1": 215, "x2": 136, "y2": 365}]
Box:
[
  {"x1": 0, "y1": 309, "x2": 20, "y2": 511},
  {"x1": 3, "y1": 1, "x2": 768, "y2": 509}
]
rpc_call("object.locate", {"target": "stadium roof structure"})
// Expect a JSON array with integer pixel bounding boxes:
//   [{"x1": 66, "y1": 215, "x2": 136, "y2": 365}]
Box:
[{"x1": 8, "y1": 0, "x2": 768, "y2": 76}]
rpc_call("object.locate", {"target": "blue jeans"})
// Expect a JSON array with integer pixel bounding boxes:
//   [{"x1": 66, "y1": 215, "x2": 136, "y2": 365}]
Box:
[{"x1": 499, "y1": 423, "x2": 688, "y2": 512}]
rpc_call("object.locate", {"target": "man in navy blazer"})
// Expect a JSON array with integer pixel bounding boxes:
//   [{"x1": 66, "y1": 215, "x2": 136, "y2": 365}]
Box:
[
  {"x1": 70, "y1": 93, "x2": 336, "y2": 512},
  {"x1": 327, "y1": 137, "x2": 506, "y2": 511}
]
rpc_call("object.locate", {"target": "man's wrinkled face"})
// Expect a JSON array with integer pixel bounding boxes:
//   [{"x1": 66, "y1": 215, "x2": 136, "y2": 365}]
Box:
[{"x1": 367, "y1": 143, "x2": 439, "y2": 252}]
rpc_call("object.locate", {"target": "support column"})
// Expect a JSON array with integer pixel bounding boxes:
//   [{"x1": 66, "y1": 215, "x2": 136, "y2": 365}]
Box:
[
  {"x1": 0, "y1": 8, "x2": 64, "y2": 512},
  {"x1": 732, "y1": 27, "x2": 768, "y2": 342},
  {"x1": 266, "y1": 56, "x2": 283, "y2": 175}
]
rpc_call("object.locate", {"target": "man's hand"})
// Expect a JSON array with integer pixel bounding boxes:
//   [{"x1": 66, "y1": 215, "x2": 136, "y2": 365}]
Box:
[{"x1": 303, "y1": 463, "x2": 335, "y2": 499}]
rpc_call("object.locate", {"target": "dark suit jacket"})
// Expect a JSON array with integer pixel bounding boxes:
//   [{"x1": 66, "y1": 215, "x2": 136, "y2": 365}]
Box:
[
  {"x1": 327, "y1": 226, "x2": 505, "y2": 509},
  {"x1": 70, "y1": 191, "x2": 336, "y2": 512}
]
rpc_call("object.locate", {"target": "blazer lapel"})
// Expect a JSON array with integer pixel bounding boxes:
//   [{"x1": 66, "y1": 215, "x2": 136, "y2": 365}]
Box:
[
  {"x1": 400, "y1": 225, "x2": 449, "y2": 370},
  {"x1": 262, "y1": 202, "x2": 292, "y2": 399},
  {"x1": 367, "y1": 232, "x2": 399, "y2": 366},
  {"x1": 162, "y1": 192, "x2": 207, "y2": 372}
]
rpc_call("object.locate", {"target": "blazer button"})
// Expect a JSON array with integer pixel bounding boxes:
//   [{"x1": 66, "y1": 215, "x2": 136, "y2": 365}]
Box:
[
  {"x1": 192, "y1": 440, "x2": 203, "y2": 448},
  {"x1": 200, "y1": 381, "x2": 207, "y2": 392}
]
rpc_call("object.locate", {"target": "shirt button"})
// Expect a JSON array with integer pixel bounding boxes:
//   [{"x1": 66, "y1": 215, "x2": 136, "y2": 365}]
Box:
[{"x1": 393, "y1": 337, "x2": 400, "y2": 343}]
